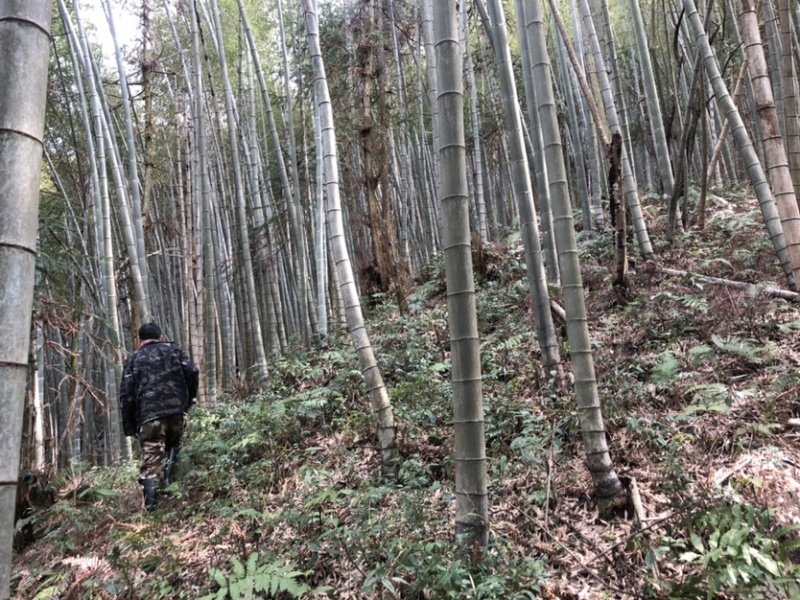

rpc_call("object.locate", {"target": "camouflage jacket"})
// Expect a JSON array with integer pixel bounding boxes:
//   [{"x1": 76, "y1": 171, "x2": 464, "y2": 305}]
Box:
[{"x1": 119, "y1": 341, "x2": 199, "y2": 436}]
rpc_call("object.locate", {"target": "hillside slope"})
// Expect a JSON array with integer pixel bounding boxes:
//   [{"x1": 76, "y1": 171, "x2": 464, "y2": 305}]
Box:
[{"x1": 12, "y1": 190, "x2": 800, "y2": 599}]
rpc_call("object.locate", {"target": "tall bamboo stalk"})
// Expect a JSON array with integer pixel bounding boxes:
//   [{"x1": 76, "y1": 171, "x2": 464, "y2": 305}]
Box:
[
  {"x1": 629, "y1": 0, "x2": 675, "y2": 198},
  {"x1": 487, "y1": 0, "x2": 562, "y2": 379},
  {"x1": 433, "y1": 0, "x2": 489, "y2": 546},
  {"x1": 682, "y1": 0, "x2": 796, "y2": 287},
  {"x1": 738, "y1": 0, "x2": 800, "y2": 288},
  {"x1": 104, "y1": 0, "x2": 151, "y2": 323},
  {"x1": 302, "y1": 0, "x2": 399, "y2": 477},
  {"x1": 576, "y1": 0, "x2": 654, "y2": 261},
  {"x1": 0, "y1": 2, "x2": 52, "y2": 596},
  {"x1": 530, "y1": 0, "x2": 627, "y2": 513},
  {"x1": 208, "y1": 0, "x2": 268, "y2": 381}
]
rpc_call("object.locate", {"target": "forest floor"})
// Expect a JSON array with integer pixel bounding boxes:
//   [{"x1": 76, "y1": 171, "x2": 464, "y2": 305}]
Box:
[{"x1": 11, "y1": 186, "x2": 800, "y2": 599}]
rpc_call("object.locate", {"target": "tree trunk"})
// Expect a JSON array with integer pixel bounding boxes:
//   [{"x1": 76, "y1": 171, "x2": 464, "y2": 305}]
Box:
[
  {"x1": 488, "y1": 0, "x2": 563, "y2": 381},
  {"x1": 779, "y1": 0, "x2": 800, "y2": 206},
  {"x1": 302, "y1": 0, "x2": 400, "y2": 478},
  {"x1": 531, "y1": 0, "x2": 628, "y2": 516},
  {"x1": 681, "y1": 0, "x2": 797, "y2": 288},
  {"x1": 0, "y1": 2, "x2": 52, "y2": 597},
  {"x1": 433, "y1": 0, "x2": 489, "y2": 547},
  {"x1": 738, "y1": 0, "x2": 800, "y2": 288}
]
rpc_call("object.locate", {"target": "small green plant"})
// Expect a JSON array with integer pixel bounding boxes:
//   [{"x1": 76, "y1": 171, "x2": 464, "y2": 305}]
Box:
[
  {"x1": 360, "y1": 538, "x2": 546, "y2": 599},
  {"x1": 678, "y1": 293, "x2": 709, "y2": 313},
  {"x1": 199, "y1": 552, "x2": 328, "y2": 599},
  {"x1": 687, "y1": 343, "x2": 715, "y2": 368},
  {"x1": 650, "y1": 351, "x2": 681, "y2": 390},
  {"x1": 649, "y1": 291, "x2": 708, "y2": 314},
  {"x1": 661, "y1": 500, "x2": 800, "y2": 599},
  {"x1": 679, "y1": 383, "x2": 733, "y2": 417},
  {"x1": 710, "y1": 334, "x2": 777, "y2": 365}
]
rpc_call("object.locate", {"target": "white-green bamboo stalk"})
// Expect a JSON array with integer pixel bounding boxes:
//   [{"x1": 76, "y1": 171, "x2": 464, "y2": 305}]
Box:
[
  {"x1": 531, "y1": 0, "x2": 627, "y2": 512},
  {"x1": 461, "y1": 0, "x2": 488, "y2": 245},
  {"x1": 706, "y1": 58, "x2": 750, "y2": 193},
  {"x1": 629, "y1": 0, "x2": 674, "y2": 198},
  {"x1": 64, "y1": 0, "x2": 129, "y2": 460},
  {"x1": 302, "y1": 0, "x2": 399, "y2": 476},
  {"x1": 488, "y1": 0, "x2": 563, "y2": 378},
  {"x1": 276, "y1": 0, "x2": 311, "y2": 346},
  {"x1": 103, "y1": 0, "x2": 151, "y2": 321},
  {"x1": 515, "y1": 0, "x2": 560, "y2": 283},
  {"x1": 312, "y1": 98, "x2": 328, "y2": 340},
  {"x1": 576, "y1": 0, "x2": 654, "y2": 260},
  {"x1": 738, "y1": 0, "x2": 800, "y2": 288},
  {"x1": 779, "y1": 0, "x2": 800, "y2": 205},
  {"x1": 568, "y1": 0, "x2": 605, "y2": 229},
  {"x1": 208, "y1": 0, "x2": 268, "y2": 381},
  {"x1": 554, "y1": 21, "x2": 592, "y2": 231},
  {"x1": 598, "y1": 0, "x2": 636, "y2": 179},
  {"x1": 762, "y1": 0, "x2": 785, "y2": 130},
  {"x1": 433, "y1": 0, "x2": 489, "y2": 546},
  {"x1": 420, "y1": 0, "x2": 442, "y2": 227},
  {"x1": 63, "y1": 2, "x2": 149, "y2": 331},
  {"x1": 682, "y1": 0, "x2": 796, "y2": 286},
  {"x1": 191, "y1": 0, "x2": 216, "y2": 403},
  {"x1": 388, "y1": 0, "x2": 414, "y2": 271},
  {"x1": 33, "y1": 324, "x2": 46, "y2": 471},
  {"x1": 0, "y1": 2, "x2": 51, "y2": 596}
]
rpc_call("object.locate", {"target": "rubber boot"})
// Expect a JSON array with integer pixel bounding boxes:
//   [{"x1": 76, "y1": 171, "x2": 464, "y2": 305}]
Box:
[
  {"x1": 163, "y1": 447, "x2": 180, "y2": 488},
  {"x1": 142, "y1": 478, "x2": 159, "y2": 512}
]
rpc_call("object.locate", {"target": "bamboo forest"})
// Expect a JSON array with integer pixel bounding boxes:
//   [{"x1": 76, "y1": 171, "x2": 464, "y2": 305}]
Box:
[{"x1": 4, "y1": 0, "x2": 800, "y2": 597}]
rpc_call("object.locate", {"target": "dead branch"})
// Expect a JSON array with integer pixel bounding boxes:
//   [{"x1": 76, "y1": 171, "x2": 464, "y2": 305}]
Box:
[{"x1": 659, "y1": 267, "x2": 798, "y2": 300}]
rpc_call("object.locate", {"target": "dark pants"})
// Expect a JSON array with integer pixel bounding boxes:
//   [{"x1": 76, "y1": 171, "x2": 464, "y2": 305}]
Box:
[{"x1": 138, "y1": 413, "x2": 185, "y2": 482}]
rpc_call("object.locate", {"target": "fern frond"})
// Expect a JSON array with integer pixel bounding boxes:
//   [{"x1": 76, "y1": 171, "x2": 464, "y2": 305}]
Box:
[
  {"x1": 688, "y1": 344, "x2": 715, "y2": 367},
  {"x1": 650, "y1": 351, "x2": 681, "y2": 389},
  {"x1": 679, "y1": 294, "x2": 708, "y2": 314},
  {"x1": 231, "y1": 556, "x2": 245, "y2": 578},
  {"x1": 686, "y1": 382, "x2": 729, "y2": 402},
  {"x1": 33, "y1": 585, "x2": 65, "y2": 600},
  {"x1": 679, "y1": 383, "x2": 732, "y2": 417},
  {"x1": 711, "y1": 334, "x2": 777, "y2": 364},
  {"x1": 61, "y1": 555, "x2": 113, "y2": 580},
  {"x1": 206, "y1": 553, "x2": 312, "y2": 600}
]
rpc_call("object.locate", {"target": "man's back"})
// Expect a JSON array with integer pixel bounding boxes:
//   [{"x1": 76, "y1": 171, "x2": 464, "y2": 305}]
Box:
[{"x1": 122, "y1": 341, "x2": 199, "y2": 427}]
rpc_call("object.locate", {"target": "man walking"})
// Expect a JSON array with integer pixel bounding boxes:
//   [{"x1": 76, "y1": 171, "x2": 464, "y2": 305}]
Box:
[{"x1": 120, "y1": 323, "x2": 199, "y2": 511}]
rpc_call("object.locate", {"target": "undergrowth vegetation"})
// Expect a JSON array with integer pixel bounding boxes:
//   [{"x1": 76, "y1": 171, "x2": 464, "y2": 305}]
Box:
[{"x1": 12, "y1": 190, "x2": 800, "y2": 598}]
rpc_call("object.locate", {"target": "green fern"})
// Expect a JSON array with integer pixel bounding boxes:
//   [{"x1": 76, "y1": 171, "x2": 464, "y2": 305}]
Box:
[
  {"x1": 735, "y1": 422, "x2": 782, "y2": 438},
  {"x1": 688, "y1": 344, "x2": 715, "y2": 368},
  {"x1": 678, "y1": 294, "x2": 708, "y2": 314},
  {"x1": 698, "y1": 258, "x2": 733, "y2": 271},
  {"x1": 230, "y1": 432, "x2": 263, "y2": 453},
  {"x1": 769, "y1": 371, "x2": 800, "y2": 395},
  {"x1": 33, "y1": 585, "x2": 65, "y2": 600},
  {"x1": 494, "y1": 333, "x2": 529, "y2": 354},
  {"x1": 776, "y1": 321, "x2": 800, "y2": 333},
  {"x1": 199, "y1": 552, "x2": 328, "y2": 600},
  {"x1": 711, "y1": 334, "x2": 776, "y2": 364},
  {"x1": 680, "y1": 383, "x2": 731, "y2": 417},
  {"x1": 670, "y1": 501, "x2": 799, "y2": 598},
  {"x1": 650, "y1": 351, "x2": 681, "y2": 390}
]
